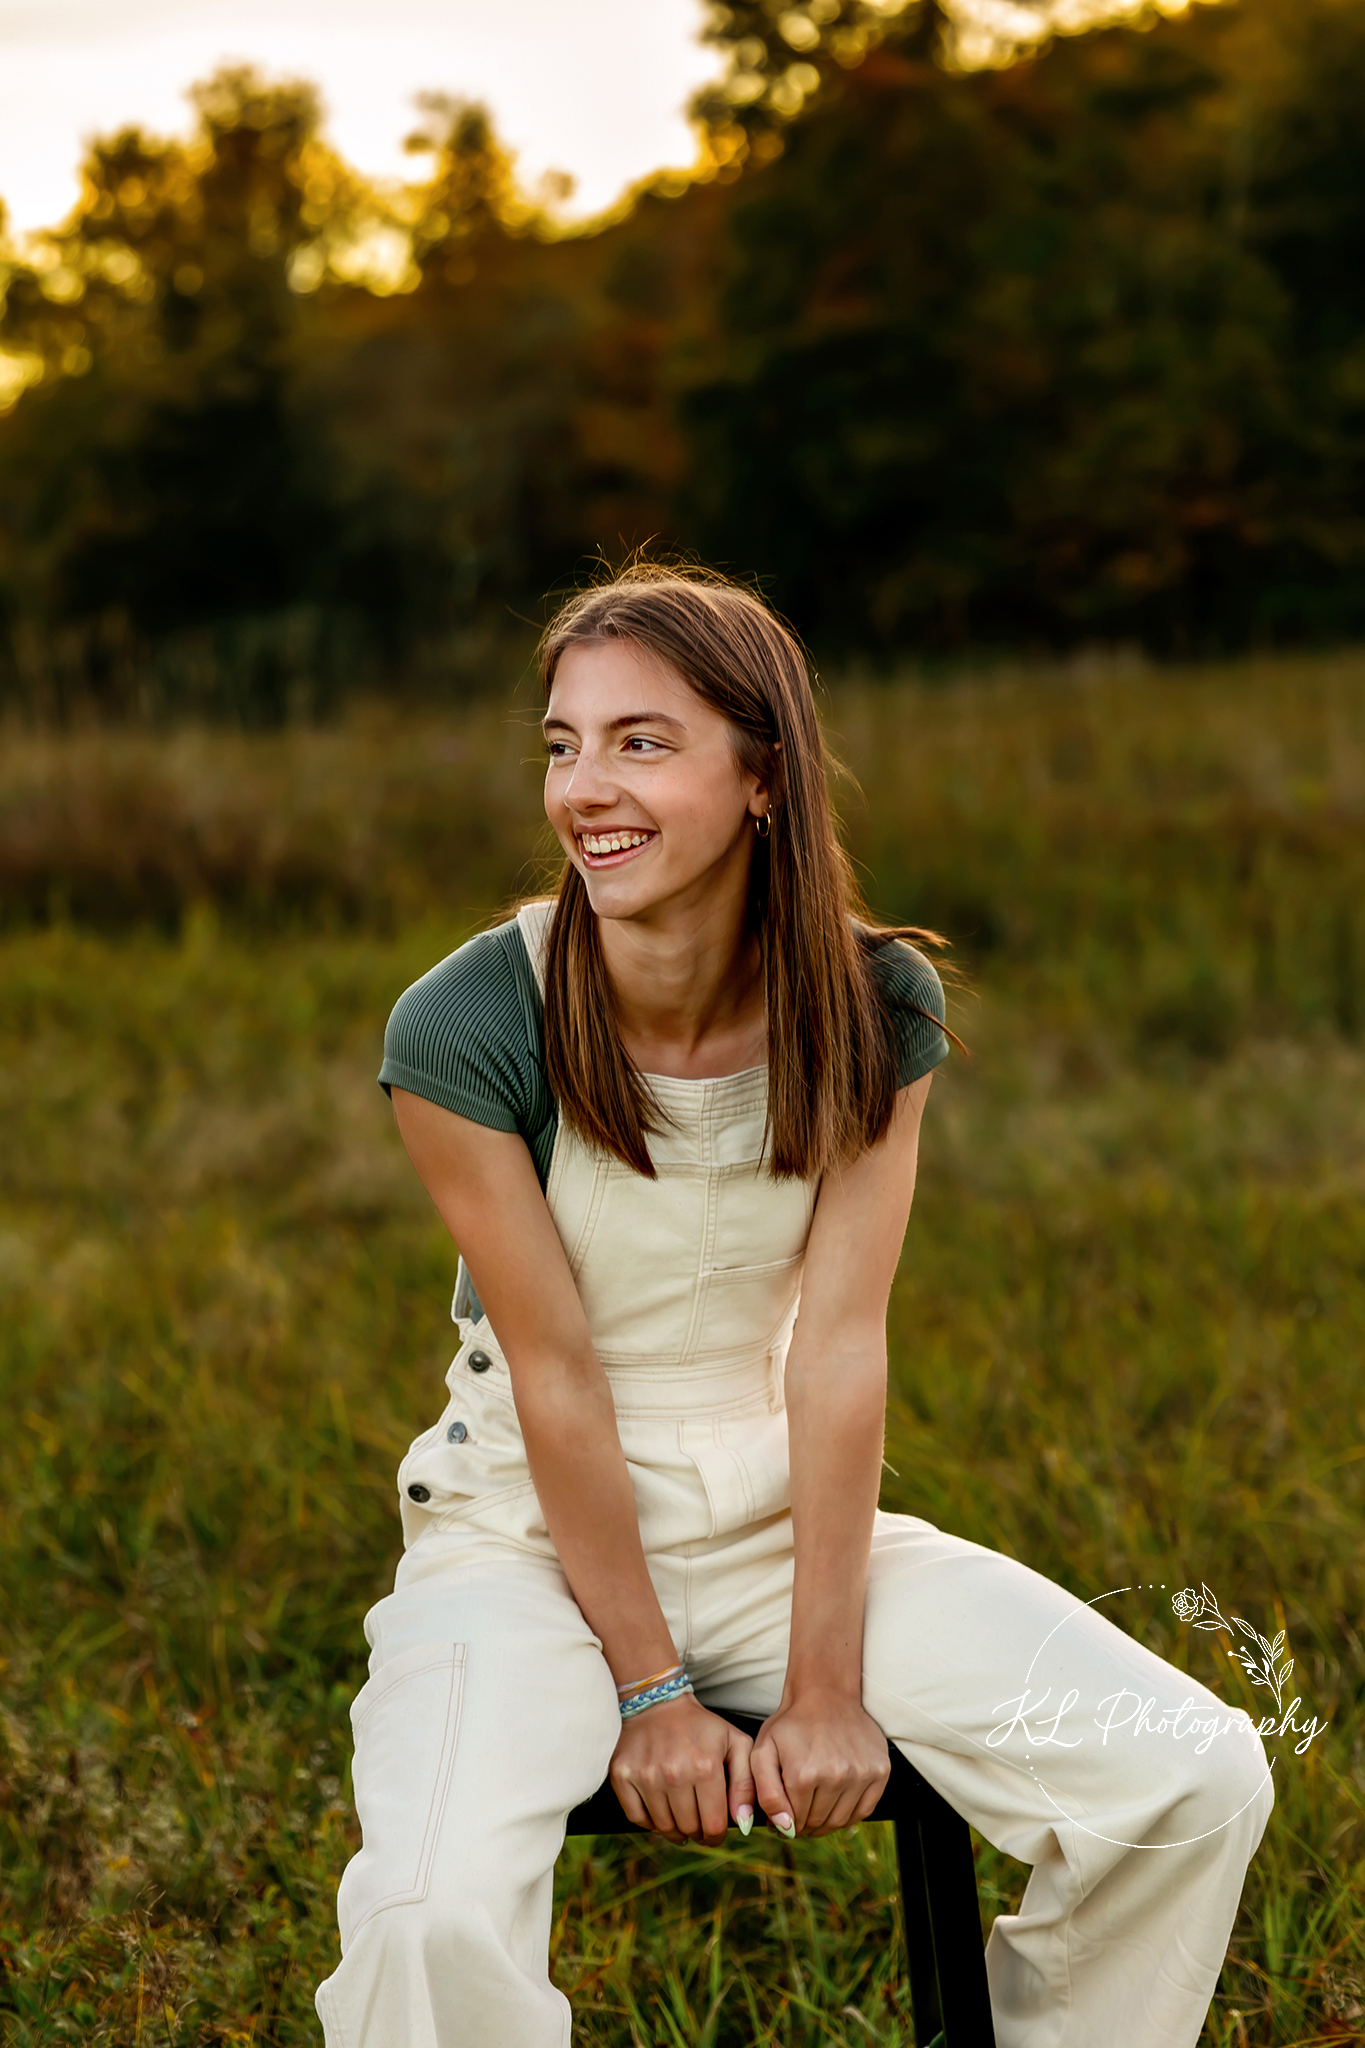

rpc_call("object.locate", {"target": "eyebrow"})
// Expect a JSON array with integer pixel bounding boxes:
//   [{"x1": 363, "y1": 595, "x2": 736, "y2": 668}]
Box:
[{"x1": 542, "y1": 710, "x2": 688, "y2": 735}]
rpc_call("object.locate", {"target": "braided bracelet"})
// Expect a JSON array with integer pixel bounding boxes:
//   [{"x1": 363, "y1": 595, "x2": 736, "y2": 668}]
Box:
[
  {"x1": 618, "y1": 1670, "x2": 694, "y2": 1719},
  {"x1": 617, "y1": 1660, "x2": 684, "y2": 1701}
]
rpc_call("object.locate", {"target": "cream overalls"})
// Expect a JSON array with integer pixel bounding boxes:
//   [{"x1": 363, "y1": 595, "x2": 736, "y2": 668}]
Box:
[{"x1": 316, "y1": 903, "x2": 1272, "y2": 2048}]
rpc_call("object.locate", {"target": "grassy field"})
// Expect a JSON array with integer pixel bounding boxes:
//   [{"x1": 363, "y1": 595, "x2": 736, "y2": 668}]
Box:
[{"x1": 1, "y1": 652, "x2": 1363, "y2": 2046}]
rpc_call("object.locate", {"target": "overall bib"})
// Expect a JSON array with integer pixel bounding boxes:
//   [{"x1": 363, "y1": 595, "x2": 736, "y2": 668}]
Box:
[{"x1": 317, "y1": 904, "x2": 1272, "y2": 2048}]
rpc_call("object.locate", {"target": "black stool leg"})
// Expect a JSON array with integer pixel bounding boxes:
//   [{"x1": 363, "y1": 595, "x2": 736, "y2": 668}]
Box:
[
  {"x1": 892, "y1": 1807, "x2": 945, "y2": 2046},
  {"x1": 908, "y1": 1777, "x2": 994, "y2": 2048}
]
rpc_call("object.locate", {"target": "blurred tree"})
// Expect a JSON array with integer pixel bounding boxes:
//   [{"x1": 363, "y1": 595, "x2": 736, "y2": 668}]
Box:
[
  {"x1": 2, "y1": 0, "x2": 1364, "y2": 715},
  {"x1": 681, "y1": 0, "x2": 1365, "y2": 651},
  {"x1": 0, "y1": 72, "x2": 367, "y2": 648},
  {"x1": 300, "y1": 98, "x2": 590, "y2": 644},
  {"x1": 292, "y1": 100, "x2": 724, "y2": 657},
  {"x1": 696, "y1": 0, "x2": 926, "y2": 144},
  {"x1": 1233, "y1": 0, "x2": 1365, "y2": 636},
  {"x1": 0, "y1": 77, "x2": 695, "y2": 711}
]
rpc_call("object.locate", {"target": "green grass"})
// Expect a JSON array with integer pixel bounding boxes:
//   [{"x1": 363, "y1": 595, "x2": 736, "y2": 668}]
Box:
[{"x1": 1, "y1": 652, "x2": 1363, "y2": 2044}]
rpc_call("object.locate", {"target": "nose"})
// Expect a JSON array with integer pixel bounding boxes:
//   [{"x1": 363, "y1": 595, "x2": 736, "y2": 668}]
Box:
[{"x1": 562, "y1": 743, "x2": 619, "y2": 813}]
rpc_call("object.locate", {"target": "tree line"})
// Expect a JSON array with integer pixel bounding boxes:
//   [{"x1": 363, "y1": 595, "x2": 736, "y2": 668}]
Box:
[{"x1": 1, "y1": 0, "x2": 1362, "y2": 716}]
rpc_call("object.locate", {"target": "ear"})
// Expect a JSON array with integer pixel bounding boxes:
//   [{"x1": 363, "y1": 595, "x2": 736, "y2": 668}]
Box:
[{"x1": 745, "y1": 740, "x2": 780, "y2": 818}]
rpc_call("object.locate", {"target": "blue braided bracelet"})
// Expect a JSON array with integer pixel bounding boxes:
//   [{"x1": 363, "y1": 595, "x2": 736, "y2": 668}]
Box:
[{"x1": 618, "y1": 1670, "x2": 694, "y2": 1719}]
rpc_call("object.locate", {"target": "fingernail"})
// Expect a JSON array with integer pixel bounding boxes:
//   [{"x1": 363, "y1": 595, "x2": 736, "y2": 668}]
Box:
[
  {"x1": 736, "y1": 1805, "x2": 753, "y2": 1837},
  {"x1": 773, "y1": 1812, "x2": 796, "y2": 1839}
]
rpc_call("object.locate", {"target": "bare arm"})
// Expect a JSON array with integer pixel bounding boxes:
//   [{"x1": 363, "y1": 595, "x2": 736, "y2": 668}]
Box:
[
  {"x1": 751, "y1": 1070, "x2": 934, "y2": 1835},
  {"x1": 389, "y1": 1087, "x2": 752, "y2": 1842},
  {"x1": 390, "y1": 1086, "x2": 677, "y2": 1681}
]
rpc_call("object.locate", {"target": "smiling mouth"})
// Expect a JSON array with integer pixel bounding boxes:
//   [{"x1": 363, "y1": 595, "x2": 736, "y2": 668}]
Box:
[{"x1": 576, "y1": 828, "x2": 657, "y2": 868}]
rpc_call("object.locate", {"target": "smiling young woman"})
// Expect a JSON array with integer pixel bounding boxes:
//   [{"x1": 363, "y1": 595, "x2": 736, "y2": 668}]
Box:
[{"x1": 315, "y1": 564, "x2": 1273, "y2": 2048}]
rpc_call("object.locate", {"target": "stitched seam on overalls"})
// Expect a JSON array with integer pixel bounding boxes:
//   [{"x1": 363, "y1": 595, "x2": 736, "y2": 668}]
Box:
[
  {"x1": 591, "y1": 1301, "x2": 799, "y2": 1371},
  {"x1": 612, "y1": 1396, "x2": 775, "y2": 1421},
  {"x1": 712, "y1": 1414, "x2": 757, "y2": 1523},
  {"x1": 599, "y1": 1339, "x2": 785, "y2": 1365},
  {"x1": 345, "y1": 1645, "x2": 468, "y2": 1939},
  {"x1": 678, "y1": 1085, "x2": 720, "y2": 1365},
  {"x1": 431, "y1": 1478, "x2": 539, "y2": 1521},
  {"x1": 450, "y1": 1377, "x2": 518, "y2": 1415},
  {"x1": 565, "y1": 1161, "x2": 608, "y2": 1277},
  {"x1": 314, "y1": 1977, "x2": 350, "y2": 2048},
  {"x1": 707, "y1": 1252, "x2": 805, "y2": 1276}
]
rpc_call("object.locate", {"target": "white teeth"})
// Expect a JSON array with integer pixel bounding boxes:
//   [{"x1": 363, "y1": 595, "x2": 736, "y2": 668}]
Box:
[{"x1": 582, "y1": 831, "x2": 649, "y2": 855}]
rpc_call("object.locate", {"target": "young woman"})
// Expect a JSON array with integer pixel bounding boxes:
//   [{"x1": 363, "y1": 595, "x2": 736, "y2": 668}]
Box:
[{"x1": 316, "y1": 565, "x2": 1272, "y2": 2048}]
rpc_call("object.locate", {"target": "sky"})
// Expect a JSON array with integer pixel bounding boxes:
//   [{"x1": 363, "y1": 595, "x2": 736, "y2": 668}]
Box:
[{"x1": 0, "y1": 0, "x2": 726, "y2": 238}]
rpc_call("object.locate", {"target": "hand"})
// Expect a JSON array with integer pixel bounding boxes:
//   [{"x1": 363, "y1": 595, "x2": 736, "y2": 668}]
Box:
[
  {"x1": 751, "y1": 1688, "x2": 891, "y2": 1837},
  {"x1": 610, "y1": 1694, "x2": 757, "y2": 1846}
]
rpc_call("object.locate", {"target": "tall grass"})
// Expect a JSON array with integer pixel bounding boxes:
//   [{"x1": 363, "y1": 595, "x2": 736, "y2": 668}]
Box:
[{"x1": 1, "y1": 653, "x2": 1362, "y2": 2044}]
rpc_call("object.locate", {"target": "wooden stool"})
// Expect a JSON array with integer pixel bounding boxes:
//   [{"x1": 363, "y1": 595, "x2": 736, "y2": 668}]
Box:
[{"x1": 564, "y1": 1707, "x2": 997, "y2": 2047}]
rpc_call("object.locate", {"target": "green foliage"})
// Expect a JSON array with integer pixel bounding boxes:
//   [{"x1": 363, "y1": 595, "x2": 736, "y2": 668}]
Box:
[
  {"x1": 1, "y1": 655, "x2": 1362, "y2": 2041},
  {"x1": 0, "y1": 78, "x2": 588, "y2": 715},
  {"x1": 695, "y1": 0, "x2": 937, "y2": 135},
  {"x1": 684, "y1": 0, "x2": 1365, "y2": 650},
  {"x1": 3, "y1": 1, "x2": 1365, "y2": 717},
  {"x1": 0, "y1": 74, "x2": 347, "y2": 637}
]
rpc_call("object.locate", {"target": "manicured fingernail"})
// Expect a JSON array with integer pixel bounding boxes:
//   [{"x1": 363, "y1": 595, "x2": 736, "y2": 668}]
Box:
[
  {"x1": 736, "y1": 1805, "x2": 753, "y2": 1836},
  {"x1": 773, "y1": 1812, "x2": 796, "y2": 1838}
]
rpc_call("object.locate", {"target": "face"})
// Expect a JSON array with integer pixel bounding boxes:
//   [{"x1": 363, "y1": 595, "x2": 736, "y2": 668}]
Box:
[{"x1": 543, "y1": 638, "x2": 768, "y2": 926}]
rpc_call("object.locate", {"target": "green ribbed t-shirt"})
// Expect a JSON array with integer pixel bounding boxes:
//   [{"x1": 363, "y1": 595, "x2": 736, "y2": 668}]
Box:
[{"x1": 378, "y1": 915, "x2": 949, "y2": 1190}]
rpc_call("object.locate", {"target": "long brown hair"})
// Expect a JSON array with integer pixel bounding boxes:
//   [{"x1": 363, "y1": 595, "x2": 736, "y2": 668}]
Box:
[{"x1": 538, "y1": 562, "x2": 951, "y2": 1180}]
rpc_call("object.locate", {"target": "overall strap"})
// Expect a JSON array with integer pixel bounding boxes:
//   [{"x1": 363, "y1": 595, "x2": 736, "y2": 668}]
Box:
[{"x1": 516, "y1": 899, "x2": 555, "y2": 1001}]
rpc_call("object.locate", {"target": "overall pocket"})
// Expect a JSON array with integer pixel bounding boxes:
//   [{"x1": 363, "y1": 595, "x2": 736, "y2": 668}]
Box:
[
  {"x1": 680, "y1": 1407, "x2": 792, "y2": 1539},
  {"x1": 337, "y1": 1642, "x2": 466, "y2": 1945}
]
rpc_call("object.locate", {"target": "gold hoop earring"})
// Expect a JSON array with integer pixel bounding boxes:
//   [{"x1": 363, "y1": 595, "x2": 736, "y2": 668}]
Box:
[{"x1": 755, "y1": 812, "x2": 771, "y2": 838}]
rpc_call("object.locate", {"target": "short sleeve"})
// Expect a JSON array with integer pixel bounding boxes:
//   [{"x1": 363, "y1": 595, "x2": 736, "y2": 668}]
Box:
[
  {"x1": 867, "y1": 939, "x2": 951, "y2": 1087},
  {"x1": 378, "y1": 924, "x2": 540, "y2": 1137}
]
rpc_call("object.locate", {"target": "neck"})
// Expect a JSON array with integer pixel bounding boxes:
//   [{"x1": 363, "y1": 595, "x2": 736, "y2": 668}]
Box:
[{"x1": 597, "y1": 874, "x2": 766, "y2": 1080}]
